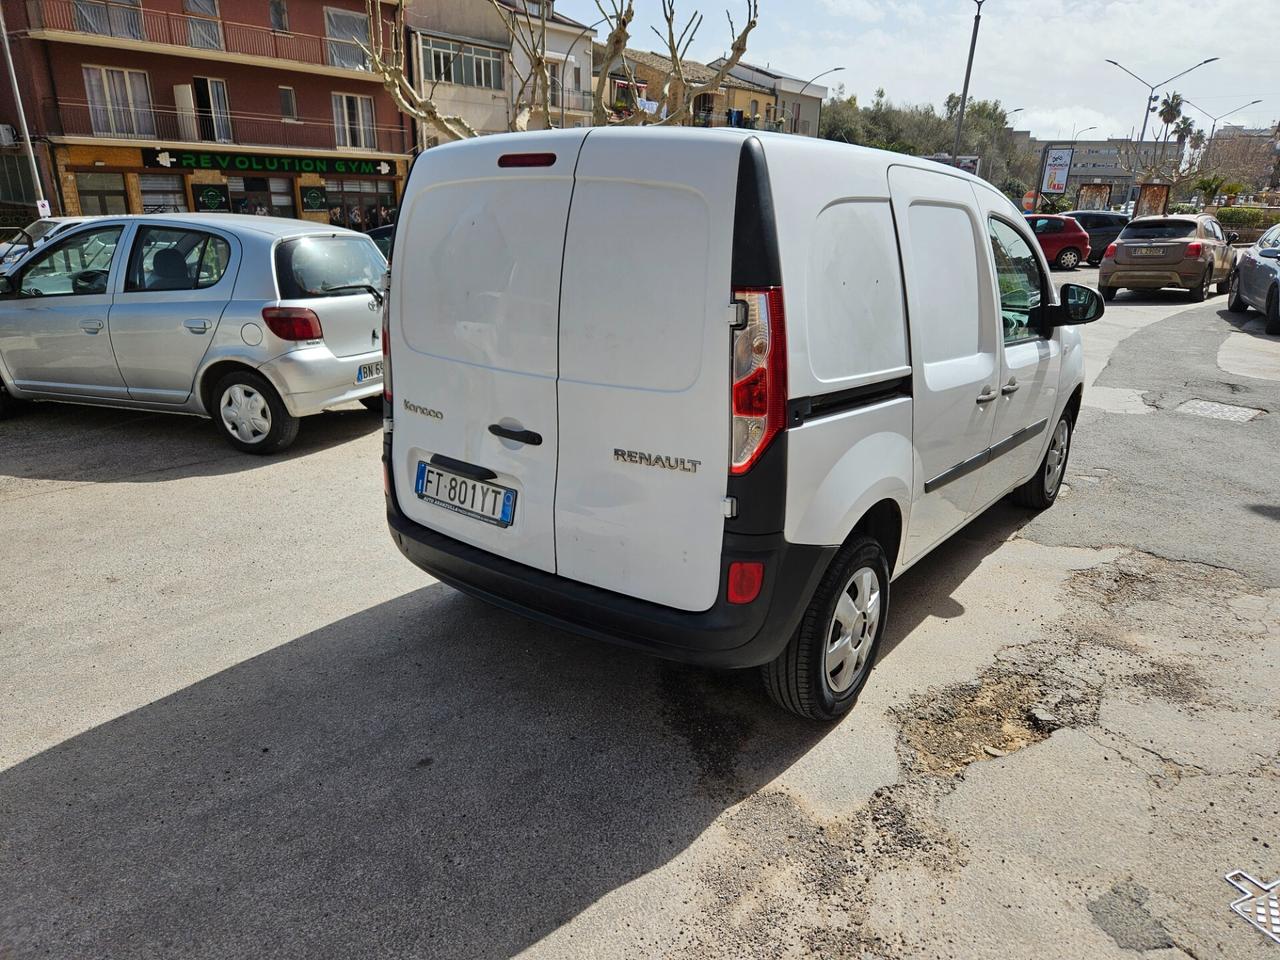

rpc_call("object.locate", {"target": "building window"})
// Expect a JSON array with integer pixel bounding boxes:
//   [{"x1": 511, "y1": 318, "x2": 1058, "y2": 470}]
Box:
[
  {"x1": 325, "y1": 8, "x2": 370, "y2": 71},
  {"x1": 183, "y1": 0, "x2": 223, "y2": 50},
  {"x1": 228, "y1": 177, "x2": 296, "y2": 217},
  {"x1": 73, "y1": 0, "x2": 142, "y2": 40},
  {"x1": 75, "y1": 173, "x2": 129, "y2": 215},
  {"x1": 82, "y1": 65, "x2": 155, "y2": 138},
  {"x1": 139, "y1": 174, "x2": 189, "y2": 213},
  {"x1": 749, "y1": 99, "x2": 758, "y2": 115},
  {"x1": 269, "y1": 0, "x2": 288, "y2": 31},
  {"x1": 193, "y1": 77, "x2": 233, "y2": 143},
  {"x1": 332, "y1": 93, "x2": 375, "y2": 149},
  {"x1": 573, "y1": 65, "x2": 581, "y2": 91},
  {"x1": 420, "y1": 37, "x2": 504, "y2": 90},
  {"x1": 326, "y1": 178, "x2": 396, "y2": 232},
  {"x1": 549, "y1": 63, "x2": 560, "y2": 106},
  {"x1": 279, "y1": 86, "x2": 297, "y2": 120}
]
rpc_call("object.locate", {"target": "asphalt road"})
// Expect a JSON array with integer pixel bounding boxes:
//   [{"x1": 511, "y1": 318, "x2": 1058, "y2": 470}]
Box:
[{"x1": 2, "y1": 274, "x2": 1278, "y2": 959}]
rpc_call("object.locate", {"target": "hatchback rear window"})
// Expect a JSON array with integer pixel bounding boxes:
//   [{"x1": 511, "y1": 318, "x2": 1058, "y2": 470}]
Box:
[
  {"x1": 1120, "y1": 220, "x2": 1196, "y2": 240},
  {"x1": 274, "y1": 235, "x2": 385, "y2": 300}
]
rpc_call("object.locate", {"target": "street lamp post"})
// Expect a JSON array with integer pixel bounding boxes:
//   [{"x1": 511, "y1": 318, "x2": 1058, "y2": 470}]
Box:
[
  {"x1": 794, "y1": 66, "x2": 843, "y2": 134},
  {"x1": 1184, "y1": 97, "x2": 1263, "y2": 143},
  {"x1": 950, "y1": 0, "x2": 985, "y2": 162},
  {"x1": 1104, "y1": 56, "x2": 1219, "y2": 144}
]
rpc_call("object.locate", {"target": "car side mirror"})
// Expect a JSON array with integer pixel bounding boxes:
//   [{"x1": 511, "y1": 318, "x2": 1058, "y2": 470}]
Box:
[
  {"x1": 1227, "y1": 232, "x2": 1239, "y2": 244},
  {"x1": 1051, "y1": 282, "x2": 1104, "y2": 326},
  {"x1": 1260, "y1": 248, "x2": 1280, "y2": 260}
]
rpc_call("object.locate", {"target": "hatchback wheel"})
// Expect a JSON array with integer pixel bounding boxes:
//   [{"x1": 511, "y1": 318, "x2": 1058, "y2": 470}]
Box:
[
  {"x1": 764, "y1": 534, "x2": 889, "y2": 721},
  {"x1": 1226, "y1": 272, "x2": 1249, "y2": 314},
  {"x1": 1055, "y1": 247, "x2": 1081, "y2": 270},
  {"x1": 1189, "y1": 267, "x2": 1211, "y2": 303},
  {"x1": 1014, "y1": 413, "x2": 1072, "y2": 511},
  {"x1": 0, "y1": 384, "x2": 20, "y2": 420},
  {"x1": 1267, "y1": 287, "x2": 1280, "y2": 336},
  {"x1": 212, "y1": 370, "x2": 300, "y2": 454},
  {"x1": 1100, "y1": 286, "x2": 1118, "y2": 302}
]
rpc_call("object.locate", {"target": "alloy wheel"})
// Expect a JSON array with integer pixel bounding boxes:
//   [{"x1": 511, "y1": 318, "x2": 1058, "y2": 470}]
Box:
[
  {"x1": 220, "y1": 383, "x2": 272, "y2": 445},
  {"x1": 825, "y1": 566, "x2": 881, "y2": 694},
  {"x1": 1044, "y1": 418, "x2": 1070, "y2": 498},
  {"x1": 1059, "y1": 249, "x2": 1079, "y2": 269}
]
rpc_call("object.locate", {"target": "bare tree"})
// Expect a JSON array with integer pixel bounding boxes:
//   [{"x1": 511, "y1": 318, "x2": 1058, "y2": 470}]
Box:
[
  {"x1": 487, "y1": 0, "x2": 553, "y2": 132},
  {"x1": 592, "y1": 0, "x2": 758, "y2": 127}
]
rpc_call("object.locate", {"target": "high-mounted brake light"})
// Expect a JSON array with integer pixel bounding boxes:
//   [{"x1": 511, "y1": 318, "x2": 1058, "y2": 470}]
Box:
[
  {"x1": 262, "y1": 306, "x2": 322, "y2": 341},
  {"x1": 730, "y1": 287, "x2": 787, "y2": 475},
  {"x1": 1185, "y1": 241, "x2": 1202, "y2": 256},
  {"x1": 1104, "y1": 243, "x2": 1117, "y2": 259},
  {"x1": 498, "y1": 152, "x2": 557, "y2": 168}
]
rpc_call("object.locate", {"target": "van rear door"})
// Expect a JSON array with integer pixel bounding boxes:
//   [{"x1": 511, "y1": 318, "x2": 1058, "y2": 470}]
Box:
[
  {"x1": 554, "y1": 130, "x2": 739, "y2": 612},
  {"x1": 390, "y1": 131, "x2": 588, "y2": 574}
]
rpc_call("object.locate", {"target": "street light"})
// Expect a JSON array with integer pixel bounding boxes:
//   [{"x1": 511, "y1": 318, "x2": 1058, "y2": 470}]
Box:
[
  {"x1": 951, "y1": 0, "x2": 986, "y2": 162},
  {"x1": 1070, "y1": 124, "x2": 1097, "y2": 143},
  {"x1": 1104, "y1": 56, "x2": 1219, "y2": 143},
  {"x1": 1184, "y1": 97, "x2": 1263, "y2": 142},
  {"x1": 794, "y1": 66, "x2": 844, "y2": 134}
]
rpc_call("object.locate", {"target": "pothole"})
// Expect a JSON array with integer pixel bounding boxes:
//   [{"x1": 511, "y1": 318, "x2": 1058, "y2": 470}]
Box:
[
  {"x1": 896, "y1": 671, "x2": 1054, "y2": 777},
  {"x1": 1174, "y1": 398, "x2": 1263, "y2": 422}
]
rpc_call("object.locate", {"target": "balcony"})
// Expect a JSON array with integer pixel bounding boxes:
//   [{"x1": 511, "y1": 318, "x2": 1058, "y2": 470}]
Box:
[
  {"x1": 547, "y1": 88, "x2": 594, "y2": 114},
  {"x1": 25, "y1": 0, "x2": 377, "y2": 77},
  {"x1": 47, "y1": 99, "x2": 410, "y2": 155}
]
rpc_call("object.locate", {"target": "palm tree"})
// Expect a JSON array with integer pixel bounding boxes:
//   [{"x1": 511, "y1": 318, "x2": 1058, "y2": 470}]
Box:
[
  {"x1": 1189, "y1": 128, "x2": 1206, "y2": 153},
  {"x1": 1155, "y1": 92, "x2": 1184, "y2": 168}
]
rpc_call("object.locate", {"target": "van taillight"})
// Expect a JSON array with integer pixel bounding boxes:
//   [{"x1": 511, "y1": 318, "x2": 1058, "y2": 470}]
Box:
[
  {"x1": 381, "y1": 283, "x2": 392, "y2": 404},
  {"x1": 262, "y1": 306, "x2": 322, "y2": 341},
  {"x1": 730, "y1": 287, "x2": 787, "y2": 475},
  {"x1": 1185, "y1": 241, "x2": 1202, "y2": 256}
]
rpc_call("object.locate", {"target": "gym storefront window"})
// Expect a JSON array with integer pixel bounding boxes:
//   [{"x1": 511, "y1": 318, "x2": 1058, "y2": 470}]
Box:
[
  {"x1": 139, "y1": 173, "x2": 189, "y2": 213},
  {"x1": 326, "y1": 178, "x2": 396, "y2": 231},
  {"x1": 75, "y1": 172, "x2": 128, "y2": 214},
  {"x1": 227, "y1": 176, "x2": 296, "y2": 218}
]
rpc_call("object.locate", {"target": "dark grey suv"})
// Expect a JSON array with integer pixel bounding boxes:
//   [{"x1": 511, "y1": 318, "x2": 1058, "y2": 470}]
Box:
[{"x1": 1062, "y1": 210, "x2": 1130, "y2": 265}]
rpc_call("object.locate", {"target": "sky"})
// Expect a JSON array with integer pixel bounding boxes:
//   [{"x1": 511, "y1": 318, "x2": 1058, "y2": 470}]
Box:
[{"x1": 555, "y1": 0, "x2": 1274, "y2": 141}]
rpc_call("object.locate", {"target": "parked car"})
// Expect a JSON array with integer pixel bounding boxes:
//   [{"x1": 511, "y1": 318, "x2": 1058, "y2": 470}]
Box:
[
  {"x1": 1097, "y1": 213, "x2": 1237, "y2": 301},
  {"x1": 1227, "y1": 223, "x2": 1280, "y2": 334},
  {"x1": 1061, "y1": 210, "x2": 1130, "y2": 265},
  {"x1": 1024, "y1": 214, "x2": 1091, "y2": 269},
  {"x1": 0, "y1": 214, "x2": 387, "y2": 452},
  {"x1": 382, "y1": 129, "x2": 1104, "y2": 721},
  {"x1": 368, "y1": 224, "x2": 395, "y2": 261},
  {"x1": 0, "y1": 217, "x2": 91, "y2": 273}
]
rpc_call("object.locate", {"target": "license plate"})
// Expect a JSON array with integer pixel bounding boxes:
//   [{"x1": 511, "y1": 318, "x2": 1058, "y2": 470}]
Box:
[
  {"x1": 1133, "y1": 246, "x2": 1163, "y2": 257},
  {"x1": 414, "y1": 462, "x2": 517, "y2": 528},
  {"x1": 356, "y1": 361, "x2": 383, "y2": 384}
]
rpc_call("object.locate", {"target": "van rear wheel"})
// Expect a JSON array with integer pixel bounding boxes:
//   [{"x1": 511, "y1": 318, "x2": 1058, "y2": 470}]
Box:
[{"x1": 763, "y1": 534, "x2": 889, "y2": 721}]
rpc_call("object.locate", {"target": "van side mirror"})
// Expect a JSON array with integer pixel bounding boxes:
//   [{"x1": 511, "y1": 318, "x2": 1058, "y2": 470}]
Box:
[
  {"x1": 1227, "y1": 232, "x2": 1239, "y2": 244},
  {"x1": 1051, "y1": 283, "x2": 1104, "y2": 326}
]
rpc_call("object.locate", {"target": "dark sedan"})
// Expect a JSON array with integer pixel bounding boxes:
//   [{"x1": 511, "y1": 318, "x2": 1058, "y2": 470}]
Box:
[{"x1": 1062, "y1": 210, "x2": 1130, "y2": 265}]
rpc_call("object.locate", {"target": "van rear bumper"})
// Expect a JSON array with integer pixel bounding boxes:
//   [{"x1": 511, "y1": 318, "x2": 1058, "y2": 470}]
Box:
[{"x1": 386, "y1": 494, "x2": 835, "y2": 669}]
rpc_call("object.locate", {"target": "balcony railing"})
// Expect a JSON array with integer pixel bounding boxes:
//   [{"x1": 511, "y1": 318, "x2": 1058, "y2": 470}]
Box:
[
  {"x1": 547, "y1": 88, "x2": 594, "y2": 113},
  {"x1": 26, "y1": 0, "x2": 374, "y2": 73},
  {"x1": 47, "y1": 100, "x2": 410, "y2": 154}
]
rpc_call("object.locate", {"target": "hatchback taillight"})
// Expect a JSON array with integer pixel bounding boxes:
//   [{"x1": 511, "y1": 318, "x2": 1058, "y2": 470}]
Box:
[
  {"x1": 262, "y1": 306, "x2": 322, "y2": 341},
  {"x1": 1185, "y1": 241, "x2": 1202, "y2": 256},
  {"x1": 730, "y1": 287, "x2": 787, "y2": 474},
  {"x1": 1104, "y1": 243, "x2": 1117, "y2": 259}
]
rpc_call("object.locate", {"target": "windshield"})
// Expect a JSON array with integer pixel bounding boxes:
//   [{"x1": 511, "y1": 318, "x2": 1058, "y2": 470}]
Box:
[
  {"x1": 274, "y1": 235, "x2": 385, "y2": 300},
  {"x1": 1121, "y1": 220, "x2": 1196, "y2": 240},
  {"x1": 2, "y1": 219, "x2": 60, "y2": 247}
]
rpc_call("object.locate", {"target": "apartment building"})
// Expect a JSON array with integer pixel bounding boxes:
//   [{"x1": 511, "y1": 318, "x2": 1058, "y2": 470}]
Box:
[
  {"x1": 706, "y1": 58, "x2": 825, "y2": 137},
  {"x1": 404, "y1": 0, "x2": 594, "y2": 144},
  {"x1": 0, "y1": 0, "x2": 410, "y2": 227}
]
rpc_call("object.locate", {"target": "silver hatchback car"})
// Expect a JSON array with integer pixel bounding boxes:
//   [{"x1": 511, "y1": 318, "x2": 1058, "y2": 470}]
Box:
[{"x1": 0, "y1": 214, "x2": 387, "y2": 452}]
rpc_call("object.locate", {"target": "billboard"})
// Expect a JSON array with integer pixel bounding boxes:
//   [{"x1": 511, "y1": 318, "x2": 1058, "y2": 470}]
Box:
[
  {"x1": 1075, "y1": 183, "x2": 1112, "y2": 210},
  {"x1": 1041, "y1": 148, "x2": 1074, "y2": 195}
]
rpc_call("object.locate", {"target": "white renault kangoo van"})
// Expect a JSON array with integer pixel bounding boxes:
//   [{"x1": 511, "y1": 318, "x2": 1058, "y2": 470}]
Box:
[{"x1": 382, "y1": 128, "x2": 1103, "y2": 720}]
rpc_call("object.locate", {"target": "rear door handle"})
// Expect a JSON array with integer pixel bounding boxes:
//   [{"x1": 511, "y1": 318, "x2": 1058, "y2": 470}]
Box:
[
  {"x1": 1001, "y1": 379, "x2": 1019, "y2": 395},
  {"x1": 976, "y1": 387, "x2": 998, "y2": 404},
  {"x1": 488, "y1": 424, "x2": 542, "y2": 446},
  {"x1": 183, "y1": 318, "x2": 210, "y2": 334},
  {"x1": 79, "y1": 319, "x2": 103, "y2": 334}
]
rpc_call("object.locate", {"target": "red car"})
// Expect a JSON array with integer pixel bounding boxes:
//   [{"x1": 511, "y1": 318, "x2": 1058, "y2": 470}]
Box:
[{"x1": 1024, "y1": 214, "x2": 1092, "y2": 270}]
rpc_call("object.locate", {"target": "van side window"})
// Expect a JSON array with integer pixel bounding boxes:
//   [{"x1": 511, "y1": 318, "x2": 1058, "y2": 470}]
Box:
[
  {"x1": 987, "y1": 218, "x2": 1044, "y2": 343},
  {"x1": 906, "y1": 203, "x2": 982, "y2": 364}
]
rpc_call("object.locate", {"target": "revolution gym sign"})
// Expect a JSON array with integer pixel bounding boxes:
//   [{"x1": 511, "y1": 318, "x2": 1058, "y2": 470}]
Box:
[{"x1": 141, "y1": 148, "x2": 394, "y2": 177}]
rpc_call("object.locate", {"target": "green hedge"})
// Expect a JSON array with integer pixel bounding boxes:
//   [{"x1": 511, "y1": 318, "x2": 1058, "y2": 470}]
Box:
[{"x1": 1216, "y1": 206, "x2": 1278, "y2": 229}]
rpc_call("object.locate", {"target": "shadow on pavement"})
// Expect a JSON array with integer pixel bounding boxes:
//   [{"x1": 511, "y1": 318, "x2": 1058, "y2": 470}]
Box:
[
  {"x1": 0, "y1": 507, "x2": 1028, "y2": 958},
  {"x1": 1215, "y1": 306, "x2": 1279, "y2": 342},
  {"x1": 1247, "y1": 504, "x2": 1280, "y2": 523},
  {"x1": 0, "y1": 400, "x2": 380, "y2": 484}
]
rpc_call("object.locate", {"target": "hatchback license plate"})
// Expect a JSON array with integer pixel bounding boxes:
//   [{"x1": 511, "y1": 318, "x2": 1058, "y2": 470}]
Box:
[
  {"x1": 414, "y1": 462, "x2": 516, "y2": 527},
  {"x1": 356, "y1": 361, "x2": 383, "y2": 384},
  {"x1": 1133, "y1": 246, "x2": 1163, "y2": 257}
]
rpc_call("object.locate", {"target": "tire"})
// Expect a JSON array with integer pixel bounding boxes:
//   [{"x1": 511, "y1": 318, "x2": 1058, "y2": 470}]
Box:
[
  {"x1": 1267, "y1": 288, "x2": 1280, "y2": 337},
  {"x1": 1055, "y1": 247, "x2": 1082, "y2": 270},
  {"x1": 763, "y1": 534, "x2": 889, "y2": 721},
  {"x1": 359, "y1": 396, "x2": 384, "y2": 413},
  {"x1": 211, "y1": 369, "x2": 300, "y2": 454},
  {"x1": 1014, "y1": 413, "x2": 1072, "y2": 511},
  {"x1": 1226, "y1": 272, "x2": 1249, "y2": 314},
  {"x1": 1189, "y1": 267, "x2": 1211, "y2": 302},
  {"x1": 1100, "y1": 286, "x2": 1118, "y2": 302},
  {"x1": 0, "y1": 384, "x2": 19, "y2": 420}
]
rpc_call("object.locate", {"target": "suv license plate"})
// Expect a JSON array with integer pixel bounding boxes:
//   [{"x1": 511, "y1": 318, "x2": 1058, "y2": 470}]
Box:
[
  {"x1": 414, "y1": 462, "x2": 517, "y2": 528},
  {"x1": 356, "y1": 361, "x2": 383, "y2": 384},
  {"x1": 1133, "y1": 246, "x2": 1163, "y2": 256}
]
